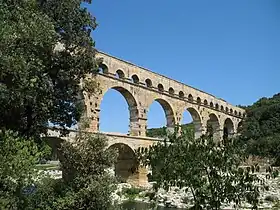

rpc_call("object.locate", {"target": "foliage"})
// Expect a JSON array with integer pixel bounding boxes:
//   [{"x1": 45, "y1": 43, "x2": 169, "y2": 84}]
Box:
[
  {"x1": 0, "y1": 130, "x2": 40, "y2": 209},
  {"x1": 138, "y1": 127, "x2": 262, "y2": 209},
  {"x1": 241, "y1": 93, "x2": 280, "y2": 164},
  {"x1": 123, "y1": 187, "x2": 144, "y2": 200},
  {"x1": 0, "y1": 0, "x2": 98, "y2": 138},
  {"x1": 28, "y1": 132, "x2": 118, "y2": 209},
  {"x1": 146, "y1": 123, "x2": 194, "y2": 138}
]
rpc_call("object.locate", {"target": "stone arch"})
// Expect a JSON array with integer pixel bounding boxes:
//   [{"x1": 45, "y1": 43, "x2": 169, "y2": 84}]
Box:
[
  {"x1": 237, "y1": 121, "x2": 243, "y2": 133},
  {"x1": 169, "y1": 87, "x2": 175, "y2": 95},
  {"x1": 225, "y1": 107, "x2": 229, "y2": 112},
  {"x1": 207, "y1": 113, "x2": 221, "y2": 140},
  {"x1": 100, "y1": 86, "x2": 139, "y2": 135},
  {"x1": 238, "y1": 112, "x2": 242, "y2": 117},
  {"x1": 230, "y1": 108, "x2": 233, "y2": 114},
  {"x1": 234, "y1": 110, "x2": 237, "y2": 115},
  {"x1": 108, "y1": 143, "x2": 138, "y2": 183},
  {"x1": 98, "y1": 63, "x2": 109, "y2": 74},
  {"x1": 183, "y1": 107, "x2": 203, "y2": 139},
  {"x1": 116, "y1": 69, "x2": 125, "y2": 79},
  {"x1": 147, "y1": 98, "x2": 175, "y2": 128},
  {"x1": 188, "y1": 94, "x2": 193, "y2": 102},
  {"x1": 215, "y1": 103, "x2": 219, "y2": 110},
  {"x1": 204, "y1": 99, "x2": 208, "y2": 106},
  {"x1": 221, "y1": 105, "x2": 224, "y2": 111},
  {"x1": 43, "y1": 136, "x2": 64, "y2": 161},
  {"x1": 158, "y1": 84, "x2": 164, "y2": 92},
  {"x1": 131, "y1": 74, "x2": 140, "y2": 84},
  {"x1": 210, "y1": 102, "x2": 214, "y2": 108},
  {"x1": 145, "y1": 78, "x2": 152, "y2": 87},
  {"x1": 223, "y1": 118, "x2": 234, "y2": 140},
  {"x1": 197, "y1": 97, "x2": 201, "y2": 104},
  {"x1": 179, "y1": 91, "x2": 185, "y2": 99}
]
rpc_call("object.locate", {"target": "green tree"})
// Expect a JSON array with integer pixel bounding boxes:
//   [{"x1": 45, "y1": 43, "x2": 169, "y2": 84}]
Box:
[
  {"x1": 27, "y1": 132, "x2": 118, "y2": 210},
  {"x1": 241, "y1": 93, "x2": 280, "y2": 164},
  {"x1": 0, "y1": 130, "x2": 40, "y2": 209},
  {"x1": 138, "y1": 128, "x2": 261, "y2": 209},
  {"x1": 0, "y1": 0, "x2": 98, "y2": 138}
]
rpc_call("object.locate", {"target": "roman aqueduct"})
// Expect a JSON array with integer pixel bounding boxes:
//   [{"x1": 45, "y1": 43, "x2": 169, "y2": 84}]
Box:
[{"x1": 48, "y1": 51, "x2": 245, "y2": 186}]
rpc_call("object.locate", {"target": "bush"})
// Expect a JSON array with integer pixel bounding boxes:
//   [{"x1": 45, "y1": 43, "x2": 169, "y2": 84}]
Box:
[{"x1": 138, "y1": 127, "x2": 262, "y2": 209}]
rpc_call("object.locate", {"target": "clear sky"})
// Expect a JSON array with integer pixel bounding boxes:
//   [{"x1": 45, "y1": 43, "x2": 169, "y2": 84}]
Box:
[{"x1": 85, "y1": 0, "x2": 280, "y2": 134}]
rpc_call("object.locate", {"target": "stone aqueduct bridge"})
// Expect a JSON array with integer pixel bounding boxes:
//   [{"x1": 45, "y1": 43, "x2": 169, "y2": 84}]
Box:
[{"x1": 48, "y1": 51, "x2": 245, "y2": 186}]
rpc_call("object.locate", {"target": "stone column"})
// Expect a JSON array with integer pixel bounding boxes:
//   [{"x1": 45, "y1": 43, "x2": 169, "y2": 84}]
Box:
[
  {"x1": 129, "y1": 105, "x2": 147, "y2": 136},
  {"x1": 194, "y1": 123, "x2": 206, "y2": 139}
]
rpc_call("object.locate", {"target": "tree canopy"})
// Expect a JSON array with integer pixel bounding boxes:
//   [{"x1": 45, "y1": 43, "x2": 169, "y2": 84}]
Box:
[
  {"x1": 241, "y1": 93, "x2": 280, "y2": 162},
  {"x1": 0, "y1": 0, "x2": 98, "y2": 138}
]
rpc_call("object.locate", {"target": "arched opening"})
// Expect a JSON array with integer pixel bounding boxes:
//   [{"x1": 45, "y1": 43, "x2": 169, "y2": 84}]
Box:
[
  {"x1": 210, "y1": 102, "x2": 214, "y2": 108},
  {"x1": 188, "y1": 94, "x2": 193, "y2": 102},
  {"x1": 145, "y1": 79, "x2": 152, "y2": 88},
  {"x1": 158, "y1": 84, "x2": 164, "y2": 92},
  {"x1": 146, "y1": 99, "x2": 175, "y2": 137},
  {"x1": 197, "y1": 97, "x2": 201, "y2": 104},
  {"x1": 223, "y1": 118, "x2": 234, "y2": 143},
  {"x1": 238, "y1": 112, "x2": 242, "y2": 117},
  {"x1": 169, "y1": 87, "x2": 175, "y2": 95},
  {"x1": 100, "y1": 87, "x2": 138, "y2": 135},
  {"x1": 181, "y1": 107, "x2": 202, "y2": 139},
  {"x1": 234, "y1": 110, "x2": 237, "y2": 115},
  {"x1": 131, "y1": 74, "x2": 140, "y2": 84},
  {"x1": 116, "y1": 69, "x2": 125, "y2": 79},
  {"x1": 207, "y1": 113, "x2": 220, "y2": 140},
  {"x1": 108, "y1": 143, "x2": 138, "y2": 183},
  {"x1": 179, "y1": 91, "x2": 185, "y2": 99},
  {"x1": 204, "y1": 99, "x2": 208, "y2": 106},
  {"x1": 215, "y1": 103, "x2": 219, "y2": 110},
  {"x1": 230, "y1": 108, "x2": 233, "y2": 114},
  {"x1": 98, "y1": 63, "x2": 109, "y2": 74},
  {"x1": 237, "y1": 121, "x2": 243, "y2": 133},
  {"x1": 225, "y1": 107, "x2": 229, "y2": 113},
  {"x1": 221, "y1": 105, "x2": 224, "y2": 111}
]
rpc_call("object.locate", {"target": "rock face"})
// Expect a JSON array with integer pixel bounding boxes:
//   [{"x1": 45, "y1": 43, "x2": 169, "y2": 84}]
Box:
[{"x1": 114, "y1": 173, "x2": 280, "y2": 209}]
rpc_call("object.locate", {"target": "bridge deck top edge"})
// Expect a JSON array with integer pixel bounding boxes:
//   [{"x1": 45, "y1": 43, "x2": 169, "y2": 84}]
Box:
[{"x1": 96, "y1": 50, "x2": 239, "y2": 110}]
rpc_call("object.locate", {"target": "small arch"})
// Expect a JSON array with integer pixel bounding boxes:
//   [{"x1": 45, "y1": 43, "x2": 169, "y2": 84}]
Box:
[
  {"x1": 230, "y1": 108, "x2": 233, "y2": 114},
  {"x1": 238, "y1": 112, "x2": 241, "y2": 117},
  {"x1": 204, "y1": 99, "x2": 208, "y2": 106},
  {"x1": 215, "y1": 103, "x2": 219, "y2": 110},
  {"x1": 145, "y1": 79, "x2": 152, "y2": 87},
  {"x1": 116, "y1": 69, "x2": 125, "y2": 79},
  {"x1": 158, "y1": 84, "x2": 164, "y2": 92},
  {"x1": 210, "y1": 102, "x2": 214, "y2": 108},
  {"x1": 234, "y1": 110, "x2": 237, "y2": 115},
  {"x1": 98, "y1": 63, "x2": 108, "y2": 74},
  {"x1": 225, "y1": 107, "x2": 229, "y2": 112},
  {"x1": 108, "y1": 143, "x2": 138, "y2": 183},
  {"x1": 197, "y1": 97, "x2": 201, "y2": 104},
  {"x1": 221, "y1": 105, "x2": 224, "y2": 111},
  {"x1": 179, "y1": 91, "x2": 185, "y2": 99},
  {"x1": 131, "y1": 74, "x2": 140, "y2": 84},
  {"x1": 169, "y1": 87, "x2": 175, "y2": 95},
  {"x1": 188, "y1": 94, "x2": 193, "y2": 102},
  {"x1": 243, "y1": 113, "x2": 246, "y2": 118}
]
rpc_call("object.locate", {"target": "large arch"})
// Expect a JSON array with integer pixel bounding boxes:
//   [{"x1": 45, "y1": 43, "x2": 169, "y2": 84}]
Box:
[
  {"x1": 223, "y1": 118, "x2": 234, "y2": 141},
  {"x1": 100, "y1": 86, "x2": 139, "y2": 135},
  {"x1": 207, "y1": 113, "x2": 221, "y2": 140},
  {"x1": 108, "y1": 143, "x2": 138, "y2": 183},
  {"x1": 181, "y1": 107, "x2": 202, "y2": 139},
  {"x1": 146, "y1": 98, "x2": 176, "y2": 137}
]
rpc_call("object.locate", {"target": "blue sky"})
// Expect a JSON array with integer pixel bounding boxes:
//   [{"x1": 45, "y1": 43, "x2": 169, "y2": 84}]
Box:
[{"x1": 85, "y1": 0, "x2": 280, "y2": 133}]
